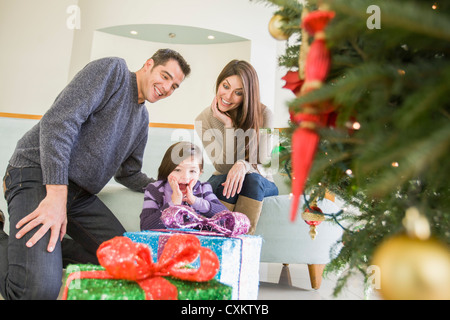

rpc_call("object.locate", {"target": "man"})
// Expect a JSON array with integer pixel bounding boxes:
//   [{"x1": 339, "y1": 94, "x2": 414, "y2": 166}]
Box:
[{"x1": 0, "y1": 49, "x2": 190, "y2": 300}]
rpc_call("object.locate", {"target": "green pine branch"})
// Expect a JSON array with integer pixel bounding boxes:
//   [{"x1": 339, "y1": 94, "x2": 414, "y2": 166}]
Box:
[{"x1": 259, "y1": 0, "x2": 450, "y2": 298}]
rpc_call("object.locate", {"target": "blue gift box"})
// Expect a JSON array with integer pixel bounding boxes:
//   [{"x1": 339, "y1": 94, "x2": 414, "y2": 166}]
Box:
[{"x1": 124, "y1": 229, "x2": 262, "y2": 300}]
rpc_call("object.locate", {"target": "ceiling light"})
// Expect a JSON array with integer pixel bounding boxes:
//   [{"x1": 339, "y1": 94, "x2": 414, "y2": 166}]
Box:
[
  {"x1": 169, "y1": 33, "x2": 176, "y2": 38},
  {"x1": 130, "y1": 30, "x2": 138, "y2": 35},
  {"x1": 207, "y1": 35, "x2": 215, "y2": 40}
]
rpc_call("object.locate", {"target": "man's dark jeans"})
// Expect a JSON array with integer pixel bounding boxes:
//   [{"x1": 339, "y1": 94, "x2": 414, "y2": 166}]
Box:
[{"x1": 0, "y1": 166, "x2": 125, "y2": 300}]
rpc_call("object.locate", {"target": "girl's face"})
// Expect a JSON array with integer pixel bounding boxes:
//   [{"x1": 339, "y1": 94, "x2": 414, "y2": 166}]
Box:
[
  {"x1": 216, "y1": 75, "x2": 244, "y2": 113},
  {"x1": 170, "y1": 156, "x2": 202, "y2": 193}
]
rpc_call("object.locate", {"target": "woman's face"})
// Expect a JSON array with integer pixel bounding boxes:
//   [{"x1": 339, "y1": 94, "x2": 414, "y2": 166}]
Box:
[{"x1": 216, "y1": 75, "x2": 244, "y2": 113}]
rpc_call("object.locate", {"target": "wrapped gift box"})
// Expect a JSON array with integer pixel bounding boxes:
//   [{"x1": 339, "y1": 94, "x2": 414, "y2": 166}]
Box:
[
  {"x1": 125, "y1": 230, "x2": 262, "y2": 300},
  {"x1": 64, "y1": 264, "x2": 232, "y2": 300}
]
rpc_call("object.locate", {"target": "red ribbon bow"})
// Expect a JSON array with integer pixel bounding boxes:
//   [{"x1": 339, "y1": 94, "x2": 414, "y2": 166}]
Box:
[{"x1": 63, "y1": 234, "x2": 220, "y2": 300}]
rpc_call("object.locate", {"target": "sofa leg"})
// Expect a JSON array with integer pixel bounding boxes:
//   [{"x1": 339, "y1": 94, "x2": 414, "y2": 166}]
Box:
[
  {"x1": 278, "y1": 263, "x2": 292, "y2": 286},
  {"x1": 308, "y1": 264, "x2": 325, "y2": 289}
]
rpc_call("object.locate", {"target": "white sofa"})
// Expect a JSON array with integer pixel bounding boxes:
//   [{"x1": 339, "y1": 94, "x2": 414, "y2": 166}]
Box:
[{"x1": 0, "y1": 116, "x2": 343, "y2": 289}]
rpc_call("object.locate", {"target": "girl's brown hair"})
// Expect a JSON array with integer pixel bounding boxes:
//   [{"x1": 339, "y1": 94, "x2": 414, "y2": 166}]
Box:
[{"x1": 157, "y1": 141, "x2": 203, "y2": 180}]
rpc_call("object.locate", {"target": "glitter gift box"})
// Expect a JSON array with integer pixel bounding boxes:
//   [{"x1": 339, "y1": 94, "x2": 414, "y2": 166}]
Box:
[
  {"x1": 125, "y1": 229, "x2": 263, "y2": 300},
  {"x1": 64, "y1": 264, "x2": 232, "y2": 300}
]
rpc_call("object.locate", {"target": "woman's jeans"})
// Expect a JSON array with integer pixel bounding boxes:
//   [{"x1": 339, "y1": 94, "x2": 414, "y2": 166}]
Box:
[
  {"x1": 0, "y1": 166, "x2": 126, "y2": 300},
  {"x1": 208, "y1": 172, "x2": 279, "y2": 203}
]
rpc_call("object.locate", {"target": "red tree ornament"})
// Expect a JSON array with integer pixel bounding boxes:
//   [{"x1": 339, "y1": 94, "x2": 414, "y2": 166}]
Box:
[
  {"x1": 302, "y1": 10, "x2": 335, "y2": 84},
  {"x1": 304, "y1": 37, "x2": 331, "y2": 82},
  {"x1": 289, "y1": 8, "x2": 335, "y2": 222},
  {"x1": 282, "y1": 70, "x2": 305, "y2": 95},
  {"x1": 290, "y1": 122, "x2": 320, "y2": 222},
  {"x1": 301, "y1": 10, "x2": 336, "y2": 35},
  {"x1": 301, "y1": 202, "x2": 325, "y2": 240}
]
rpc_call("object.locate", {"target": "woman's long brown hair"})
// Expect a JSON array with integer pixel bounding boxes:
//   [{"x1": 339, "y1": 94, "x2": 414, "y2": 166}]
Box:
[{"x1": 215, "y1": 60, "x2": 263, "y2": 165}]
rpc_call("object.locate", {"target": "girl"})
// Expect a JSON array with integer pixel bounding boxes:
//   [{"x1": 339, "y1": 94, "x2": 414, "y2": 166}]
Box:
[
  {"x1": 195, "y1": 60, "x2": 278, "y2": 234},
  {"x1": 140, "y1": 141, "x2": 227, "y2": 230}
]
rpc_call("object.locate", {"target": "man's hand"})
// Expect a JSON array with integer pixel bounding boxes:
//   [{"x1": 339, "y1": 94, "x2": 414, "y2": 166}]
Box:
[{"x1": 15, "y1": 185, "x2": 68, "y2": 252}]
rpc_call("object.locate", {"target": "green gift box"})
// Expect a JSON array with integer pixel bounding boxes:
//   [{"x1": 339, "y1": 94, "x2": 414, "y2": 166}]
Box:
[{"x1": 64, "y1": 264, "x2": 232, "y2": 300}]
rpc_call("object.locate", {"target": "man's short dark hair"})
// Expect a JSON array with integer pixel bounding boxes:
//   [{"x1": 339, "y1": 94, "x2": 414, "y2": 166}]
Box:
[{"x1": 151, "y1": 48, "x2": 191, "y2": 77}]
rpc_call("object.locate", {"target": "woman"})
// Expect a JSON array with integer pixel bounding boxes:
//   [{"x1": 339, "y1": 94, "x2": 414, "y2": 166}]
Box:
[{"x1": 195, "y1": 60, "x2": 278, "y2": 234}]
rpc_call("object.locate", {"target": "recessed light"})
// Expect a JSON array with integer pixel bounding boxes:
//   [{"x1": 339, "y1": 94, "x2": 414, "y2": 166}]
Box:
[
  {"x1": 130, "y1": 30, "x2": 138, "y2": 35},
  {"x1": 169, "y1": 33, "x2": 176, "y2": 38},
  {"x1": 207, "y1": 35, "x2": 215, "y2": 40}
]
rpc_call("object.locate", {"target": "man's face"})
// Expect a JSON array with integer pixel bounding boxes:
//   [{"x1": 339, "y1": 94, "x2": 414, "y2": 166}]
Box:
[{"x1": 139, "y1": 59, "x2": 185, "y2": 103}]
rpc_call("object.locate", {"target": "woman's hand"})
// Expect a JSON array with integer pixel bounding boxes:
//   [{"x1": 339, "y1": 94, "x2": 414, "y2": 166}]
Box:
[
  {"x1": 15, "y1": 185, "x2": 68, "y2": 252},
  {"x1": 168, "y1": 174, "x2": 183, "y2": 205},
  {"x1": 222, "y1": 161, "x2": 247, "y2": 199},
  {"x1": 210, "y1": 96, "x2": 233, "y2": 128}
]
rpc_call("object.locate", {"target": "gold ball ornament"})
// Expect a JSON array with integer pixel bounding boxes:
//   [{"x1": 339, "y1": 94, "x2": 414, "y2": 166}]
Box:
[
  {"x1": 371, "y1": 209, "x2": 450, "y2": 301},
  {"x1": 268, "y1": 14, "x2": 289, "y2": 40}
]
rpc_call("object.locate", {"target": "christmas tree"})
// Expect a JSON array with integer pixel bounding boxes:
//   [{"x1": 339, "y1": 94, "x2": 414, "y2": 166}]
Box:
[{"x1": 258, "y1": 0, "x2": 450, "y2": 297}]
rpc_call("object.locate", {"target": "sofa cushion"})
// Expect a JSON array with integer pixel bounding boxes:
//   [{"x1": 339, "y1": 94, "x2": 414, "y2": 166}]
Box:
[
  {"x1": 97, "y1": 184, "x2": 143, "y2": 232},
  {"x1": 255, "y1": 195, "x2": 343, "y2": 264}
]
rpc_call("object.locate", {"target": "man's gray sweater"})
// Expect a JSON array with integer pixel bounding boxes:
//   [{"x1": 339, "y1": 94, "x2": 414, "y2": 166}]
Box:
[{"x1": 9, "y1": 57, "x2": 154, "y2": 194}]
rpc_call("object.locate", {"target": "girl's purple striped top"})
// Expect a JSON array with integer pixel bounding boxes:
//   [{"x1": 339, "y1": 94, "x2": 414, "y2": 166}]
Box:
[{"x1": 140, "y1": 180, "x2": 227, "y2": 231}]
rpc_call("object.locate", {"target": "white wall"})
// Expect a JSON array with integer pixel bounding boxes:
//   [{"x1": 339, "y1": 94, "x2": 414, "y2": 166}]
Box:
[
  {"x1": 0, "y1": 0, "x2": 292, "y2": 127},
  {"x1": 0, "y1": 0, "x2": 78, "y2": 116}
]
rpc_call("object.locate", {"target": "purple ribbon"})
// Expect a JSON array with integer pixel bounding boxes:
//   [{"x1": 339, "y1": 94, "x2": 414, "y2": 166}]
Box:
[{"x1": 161, "y1": 205, "x2": 250, "y2": 237}]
